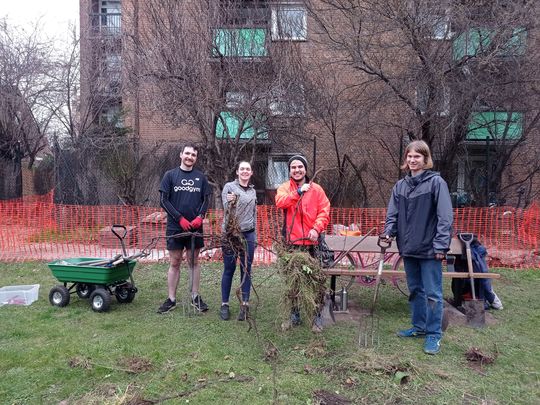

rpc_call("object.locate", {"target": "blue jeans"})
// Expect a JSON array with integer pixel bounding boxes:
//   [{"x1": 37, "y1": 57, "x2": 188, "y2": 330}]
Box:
[
  {"x1": 404, "y1": 257, "x2": 443, "y2": 339},
  {"x1": 221, "y1": 231, "x2": 256, "y2": 303}
]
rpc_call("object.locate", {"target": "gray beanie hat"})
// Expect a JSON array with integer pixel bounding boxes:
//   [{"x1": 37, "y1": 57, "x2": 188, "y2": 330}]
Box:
[{"x1": 288, "y1": 155, "x2": 308, "y2": 170}]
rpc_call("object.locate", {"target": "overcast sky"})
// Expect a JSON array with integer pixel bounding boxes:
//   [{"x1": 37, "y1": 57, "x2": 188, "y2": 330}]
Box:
[{"x1": 2, "y1": 0, "x2": 79, "y2": 44}]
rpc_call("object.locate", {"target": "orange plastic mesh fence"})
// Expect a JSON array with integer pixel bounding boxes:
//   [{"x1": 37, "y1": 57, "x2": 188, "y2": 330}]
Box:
[{"x1": 0, "y1": 198, "x2": 539, "y2": 268}]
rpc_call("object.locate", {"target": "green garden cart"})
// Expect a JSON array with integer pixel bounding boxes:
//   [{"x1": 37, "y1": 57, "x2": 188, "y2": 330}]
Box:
[{"x1": 47, "y1": 225, "x2": 147, "y2": 312}]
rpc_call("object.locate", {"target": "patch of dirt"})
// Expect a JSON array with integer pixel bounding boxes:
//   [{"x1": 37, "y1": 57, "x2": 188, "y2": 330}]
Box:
[
  {"x1": 312, "y1": 389, "x2": 353, "y2": 405},
  {"x1": 263, "y1": 341, "x2": 279, "y2": 362},
  {"x1": 68, "y1": 356, "x2": 92, "y2": 370},
  {"x1": 465, "y1": 347, "x2": 497, "y2": 374},
  {"x1": 332, "y1": 301, "x2": 370, "y2": 322},
  {"x1": 117, "y1": 356, "x2": 153, "y2": 373}
]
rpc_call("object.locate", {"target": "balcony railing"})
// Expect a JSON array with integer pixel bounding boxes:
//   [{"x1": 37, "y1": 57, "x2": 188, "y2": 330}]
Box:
[{"x1": 90, "y1": 13, "x2": 122, "y2": 36}]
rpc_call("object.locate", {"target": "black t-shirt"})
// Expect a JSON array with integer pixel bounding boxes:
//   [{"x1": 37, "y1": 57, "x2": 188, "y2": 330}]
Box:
[{"x1": 160, "y1": 167, "x2": 212, "y2": 230}]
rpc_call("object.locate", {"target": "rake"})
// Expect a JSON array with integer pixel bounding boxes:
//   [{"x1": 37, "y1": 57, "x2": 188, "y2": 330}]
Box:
[
  {"x1": 358, "y1": 237, "x2": 392, "y2": 347},
  {"x1": 182, "y1": 234, "x2": 199, "y2": 317}
]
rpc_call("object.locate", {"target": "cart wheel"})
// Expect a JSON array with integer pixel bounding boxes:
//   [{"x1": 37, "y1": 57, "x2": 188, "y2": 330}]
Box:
[
  {"x1": 391, "y1": 257, "x2": 409, "y2": 297},
  {"x1": 115, "y1": 284, "x2": 136, "y2": 303},
  {"x1": 89, "y1": 288, "x2": 112, "y2": 312},
  {"x1": 76, "y1": 283, "x2": 95, "y2": 299},
  {"x1": 49, "y1": 285, "x2": 70, "y2": 307}
]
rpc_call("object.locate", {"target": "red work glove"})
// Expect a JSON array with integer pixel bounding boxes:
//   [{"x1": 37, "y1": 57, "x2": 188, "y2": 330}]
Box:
[
  {"x1": 190, "y1": 216, "x2": 203, "y2": 230},
  {"x1": 179, "y1": 217, "x2": 191, "y2": 231}
]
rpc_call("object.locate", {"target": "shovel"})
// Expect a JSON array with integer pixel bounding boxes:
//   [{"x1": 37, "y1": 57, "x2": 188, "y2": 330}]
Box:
[
  {"x1": 458, "y1": 233, "x2": 485, "y2": 328},
  {"x1": 358, "y1": 236, "x2": 391, "y2": 347}
]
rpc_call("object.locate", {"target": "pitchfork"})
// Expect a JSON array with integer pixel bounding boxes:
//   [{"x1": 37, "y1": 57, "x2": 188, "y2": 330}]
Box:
[{"x1": 358, "y1": 236, "x2": 392, "y2": 347}]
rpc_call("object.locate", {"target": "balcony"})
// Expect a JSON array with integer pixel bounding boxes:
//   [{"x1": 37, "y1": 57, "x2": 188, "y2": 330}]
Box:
[
  {"x1": 212, "y1": 28, "x2": 268, "y2": 58},
  {"x1": 215, "y1": 111, "x2": 269, "y2": 141},
  {"x1": 90, "y1": 13, "x2": 122, "y2": 37},
  {"x1": 466, "y1": 111, "x2": 523, "y2": 142},
  {"x1": 453, "y1": 27, "x2": 527, "y2": 60}
]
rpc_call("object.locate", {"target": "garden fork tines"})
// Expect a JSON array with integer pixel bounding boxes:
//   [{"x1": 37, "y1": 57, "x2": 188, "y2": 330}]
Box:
[{"x1": 358, "y1": 236, "x2": 391, "y2": 347}]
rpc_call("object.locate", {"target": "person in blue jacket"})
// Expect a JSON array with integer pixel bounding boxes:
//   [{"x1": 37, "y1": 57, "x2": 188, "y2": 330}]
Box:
[{"x1": 383, "y1": 140, "x2": 453, "y2": 355}]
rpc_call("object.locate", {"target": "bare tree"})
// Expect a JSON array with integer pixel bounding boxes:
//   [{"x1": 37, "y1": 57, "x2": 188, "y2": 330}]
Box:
[
  {"x1": 306, "y1": 0, "x2": 540, "y2": 206},
  {"x1": 47, "y1": 26, "x2": 165, "y2": 205},
  {"x1": 0, "y1": 20, "x2": 54, "y2": 198},
  {"x1": 123, "y1": 0, "x2": 308, "y2": 197}
]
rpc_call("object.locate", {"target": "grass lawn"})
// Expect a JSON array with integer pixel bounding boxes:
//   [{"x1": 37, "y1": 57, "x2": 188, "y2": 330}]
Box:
[{"x1": 0, "y1": 261, "x2": 539, "y2": 404}]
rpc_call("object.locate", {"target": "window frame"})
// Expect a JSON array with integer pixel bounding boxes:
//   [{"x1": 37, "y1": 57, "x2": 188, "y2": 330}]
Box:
[
  {"x1": 271, "y1": 4, "x2": 308, "y2": 41},
  {"x1": 466, "y1": 111, "x2": 523, "y2": 141},
  {"x1": 266, "y1": 155, "x2": 295, "y2": 189}
]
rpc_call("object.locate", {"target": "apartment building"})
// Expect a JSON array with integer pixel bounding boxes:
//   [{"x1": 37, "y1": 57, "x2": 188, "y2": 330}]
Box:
[{"x1": 79, "y1": 0, "x2": 540, "y2": 207}]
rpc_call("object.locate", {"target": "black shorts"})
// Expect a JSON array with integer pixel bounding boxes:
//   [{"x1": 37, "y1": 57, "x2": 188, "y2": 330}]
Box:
[{"x1": 166, "y1": 228, "x2": 205, "y2": 251}]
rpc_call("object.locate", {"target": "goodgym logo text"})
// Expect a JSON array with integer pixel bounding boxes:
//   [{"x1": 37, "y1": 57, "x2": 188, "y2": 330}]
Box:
[{"x1": 174, "y1": 179, "x2": 201, "y2": 193}]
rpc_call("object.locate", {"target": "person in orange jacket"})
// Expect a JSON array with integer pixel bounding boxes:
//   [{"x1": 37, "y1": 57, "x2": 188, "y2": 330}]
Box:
[{"x1": 275, "y1": 155, "x2": 330, "y2": 331}]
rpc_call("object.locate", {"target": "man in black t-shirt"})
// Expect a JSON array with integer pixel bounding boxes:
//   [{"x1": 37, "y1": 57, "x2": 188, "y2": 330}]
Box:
[{"x1": 157, "y1": 144, "x2": 212, "y2": 314}]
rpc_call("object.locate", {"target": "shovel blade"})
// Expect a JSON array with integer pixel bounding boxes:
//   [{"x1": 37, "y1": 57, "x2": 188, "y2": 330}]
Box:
[
  {"x1": 358, "y1": 314, "x2": 379, "y2": 347},
  {"x1": 320, "y1": 293, "x2": 336, "y2": 326},
  {"x1": 463, "y1": 300, "x2": 485, "y2": 328}
]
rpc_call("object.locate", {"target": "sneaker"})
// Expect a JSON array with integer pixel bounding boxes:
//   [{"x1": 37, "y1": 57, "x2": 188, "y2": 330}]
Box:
[
  {"x1": 290, "y1": 310, "x2": 301, "y2": 326},
  {"x1": 157, "y1": 298, "x2": 176, "y2": 314},
  {"x1": 237, "y1": 305, "x2": 249, "y2": 321},
  {"x1": 490, "y1": 293, "x2": 503, "y2": 310},
  {"x1": 191, "y1": 295, "x2": 209, "y2": 312},
  {"x1": 220, "y1": 304, "x2": 230, "y2": 320},
  {"x1": 423, "y1": 335, "x2": 441, "y2": 355},
  {"x1": 311, "y1": 314, "x2": 324, "y2": 333},
  {"x1": 397, "y1": 327, "x2": 426, "y2": 338}
]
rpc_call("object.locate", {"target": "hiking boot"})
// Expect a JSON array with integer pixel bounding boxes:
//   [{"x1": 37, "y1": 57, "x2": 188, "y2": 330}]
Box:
[
  {"x1": 423, "y1": 335, "x2": 441, "y2": 355},
  {"x1": 397, "y1": 327, "x2": 426, "y2": 338},
  {"x1": 290, "y1": 310, "x2": 301, "y2": 326},
  {"x1": 311, "y1": 313, "x2": 324, "y2": 334},
  {"x1": 490, "y1": 294, "x2": 503, "y2": 310},
  {"x1": 220, "y1": 304, "x2": 230, "y2": 320},
  {"x1": 237, "y1": 305, "x2": 249, "y2": 321},
  {"x1": 191, "y1": 295, "x2": 209, "y2": 312},
  {"x1": 157, "y1": 298, "x2": 176, "y2": 314}
]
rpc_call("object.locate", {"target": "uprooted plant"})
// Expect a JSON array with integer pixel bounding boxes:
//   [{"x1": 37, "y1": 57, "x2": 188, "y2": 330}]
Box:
[{"x1": 276, "y1": 243, "x2": 327, "y2": 326}]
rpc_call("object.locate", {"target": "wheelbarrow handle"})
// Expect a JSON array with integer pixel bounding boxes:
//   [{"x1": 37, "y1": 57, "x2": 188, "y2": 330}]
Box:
[
  {"x1": 111, "y1": 224, "x2": 127, "y2": 240},
  {"x1": 458, "y1": 232, "x2": 474, "y2": 245},
  {"x1": 458, "y1": 232, "x2": 477, "y2": 300},
  {"x1": 111, "y1": 224, "x2": 129, "y2": 257},
  {"x1": 377, "y1": 235, "x2": 392, "y2": 251}
]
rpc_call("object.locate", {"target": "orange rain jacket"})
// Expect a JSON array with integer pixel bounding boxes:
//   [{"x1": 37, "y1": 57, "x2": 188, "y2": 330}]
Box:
[{"x1": 275, "y1": 179, "x2": 331, "y2": 245}]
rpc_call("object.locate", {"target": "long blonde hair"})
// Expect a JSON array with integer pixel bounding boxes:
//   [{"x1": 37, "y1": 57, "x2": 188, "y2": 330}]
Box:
[{"x1": 400, "y1": 140, "x2": 434, "y2": 170}]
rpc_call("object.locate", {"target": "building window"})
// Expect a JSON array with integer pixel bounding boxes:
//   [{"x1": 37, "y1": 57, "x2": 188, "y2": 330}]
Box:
[
  {"x1": 426, "y1": 13, "x2": 453, "y2": 40},
  {"x1": 100, "y1": 105, "x2": 123, "y2": 128},
  {"x1": 213, "y1": 28, "x2": 267, "y2": 57},
  {"x1": 271, "y1": 4, "x2": 307, "y2": 41},
  {"x1": 266, "y1": 155, "x2": 294, "y2": 189},
  {"x1": 416, "y1": 85, "x2": 449, "y2": 116},
  {"x1": 466, "y1": 111, "x2": 523, "y2": 141},
  {"x1": 215, "y1": 111, "x2": 269, "y2": 140},
  {"x1": 91, "y1": 0, "x2": 121, "y2": 35},
  {"x1": 453, "y1": 27, "x2": 527, "y2": 60},
  {"x1": 269, "y1": 85, "x2": 305, "y2": 116},
  {"x1": 103, "y1": 53, "x2": 121, "y2": 82}
]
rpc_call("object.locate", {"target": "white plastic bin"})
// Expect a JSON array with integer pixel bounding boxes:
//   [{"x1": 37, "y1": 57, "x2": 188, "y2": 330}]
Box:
[{"x1": 0, "y1": 284, "x2": 40, "y2": 306}]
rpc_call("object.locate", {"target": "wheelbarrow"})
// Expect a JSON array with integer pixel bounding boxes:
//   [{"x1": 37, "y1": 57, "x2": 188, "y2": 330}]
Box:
[{"x1": 47, "y1": 225, "x2": 148, "y2": 312}]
